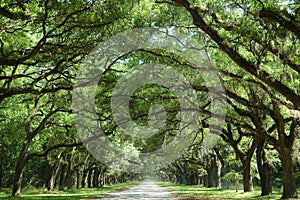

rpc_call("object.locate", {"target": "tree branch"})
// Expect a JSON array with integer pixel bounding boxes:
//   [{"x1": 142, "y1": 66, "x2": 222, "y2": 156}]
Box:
[
  {"x1": 26, "y1": 142, "x2": 83, "y2": 161},
  {"x1": 169, "y1": 0, "x2": 300, "y2": 110}
]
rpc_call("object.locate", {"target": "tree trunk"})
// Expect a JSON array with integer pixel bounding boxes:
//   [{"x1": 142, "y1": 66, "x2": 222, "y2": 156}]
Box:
[
  {"x1": 81, "y1": 155, "x2": 90, "y2": 188},
  {"x1": 220, "y1": 126, "x2": 256, "y2": 192},
  {"x1": 12, "y1": 138, "x2": 31, "y2": 196},
  {"x1": 279, "y1": 147, "x2": 298, "y2": 199},
  {"x1": 107, "y1": 175, "x2": 112, "y2": 185},
  {"x1": 93, "y1": 167, "x2": 100, "y2": 188},
  {"x1": 81, "y1": 168, "x2": 87, "y2": 188},
  {"x1": 242, "y1": 159, "x2": 254, "y2": 192},
  {"x1": 98, "y1": 169, "x2": 104, "y2": 187},
  {"x1": 174, "y1": 161, "x2": 187, "y2": 185},
  {"x1": 66, "y1": 156, "x2": 73, "y2": 190},
  {"x1": 214, "y1": 148, "x2": 224, "y2": 189},
  {"x1": 87, "y1": 167, "x2": 93, "y2": 188},
  {"x1": 102, "y1": 173, "x2": 106, "y2": 186},
  {"x1": 190, "y1": 171, "x2": 198, "y2": 185},
  {"x1": 215, "y1": 156, "x2": 222, "y2": 188},
  {"x1": 256, "y1": 139, "x2": 272, "y2": 196},
  {"x1": 203, "y1": 154, "x2": 215, "y2": 188},
  {"x1": 11, "y1": 158, "x2": 25, "y2": 196},
  {"x1": 76, "y1": 168, "x2": 80, "y2": 189},
  {"x1": 48, "y1": 152, "x2": 63, "y2": 191},
  {"x1": 176, "y1": 172, "x2": 187, "y2": 184},
  {"x1": 186, "y1": 173, "x2": 192, "y2": 185},
  {"x1": 59, "y1": 163, "x2": 67, "y2": 190},
  {"x1": 48, "y1": 163, "x2": 60, "y2": 191},
  {"x1": 203, "y1": 175, "x2": 208, "y2": 187},
  {"x1": 206, "y1": 167, "x2": 214, "y2": 188}
]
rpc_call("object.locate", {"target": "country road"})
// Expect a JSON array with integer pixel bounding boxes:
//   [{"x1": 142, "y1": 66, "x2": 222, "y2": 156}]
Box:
[{"x1": 98, "y1": 181, "x2": 175, "y2": 199}]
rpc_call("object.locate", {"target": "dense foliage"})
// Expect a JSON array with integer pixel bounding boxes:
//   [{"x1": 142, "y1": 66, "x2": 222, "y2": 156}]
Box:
[{"x1": 0, "y1": 0, "x2": 299, "y2": 199}]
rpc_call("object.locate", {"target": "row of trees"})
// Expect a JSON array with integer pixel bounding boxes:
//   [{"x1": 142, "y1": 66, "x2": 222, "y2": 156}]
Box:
[
  {"x1": 0, "y1": 0, "x2": 138, "y2": 196},
  {"x1": 0, "y1": 0, "x2": 299, "y2": 199}
]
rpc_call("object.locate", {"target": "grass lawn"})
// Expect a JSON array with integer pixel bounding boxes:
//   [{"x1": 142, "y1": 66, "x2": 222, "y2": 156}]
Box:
[
  {"x1": 157, "y1": 182, "x2": 300, "y2": 200},
  {"x1": 0, "y1": 182, "x2": 139, "y2": 200}
]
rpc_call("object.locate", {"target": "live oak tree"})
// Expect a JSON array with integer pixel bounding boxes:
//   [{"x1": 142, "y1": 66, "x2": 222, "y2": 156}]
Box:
[
  {"x1": 10, "y1": 92, "x2": 78, "y2": 196},
  {"x1": 1, "y1": 0, "x2": 300, "y2": 198},
  {"x1": 155, "y1": 0, "x2": 299, "y2": 198},
  {"x1": 0, "y1": 0, "x2": 134, "y2": 196},
  {"x1": 220, "y1": 124, "x2": 257, "y2": 192},
  {"x1": 130, "y1": 0, "x2": 300, "y2": 198},
  {"x1": 0, "y1": 0, "x2": 133, "y2": 102},
  {"x1": 0, "y1": 95, "x2": 29, "y2": 189}
]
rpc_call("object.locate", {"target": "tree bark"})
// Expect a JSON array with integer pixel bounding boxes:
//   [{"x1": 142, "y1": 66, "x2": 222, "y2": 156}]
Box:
[
  {"x1": 87, "y1": 167, "x2": 93, "y2": 188},
  {"x1": 48, "y1": 163, "x2": 60, "y2": 191},
  {"x1": 59, "y1": 163, "x2": 67, "y2": 190},
  {"x1": 203, "y1": 175, "x2": 208, "y2": 187},
  {"x1": 65, "y1": 155, "x2": 73, "y2": 190},
  {"x1": 98, "y1": 168, "x2": 104, "y2": 187},
  {"x1": 174, "y1": 161, "x2": 187, "y2": 185},
  {"x1": 178, "y1": 173, "x2": 187, "y2": 184},
  {"x1": 256, "y1": 138, "x2": 272, "y2": 196},
  {"x1": 12, "y1": 138, "x2": 31, "y2": 196},
  {"x1": 203, "y1": 153, "x2": 215, "y2": 188},
  {"x1": 274, "y1": 108, "x2": 298, "y2": 199},
  {"x1": 81, "y1": 156, "x2": 90, "y2": 188},
  {"x1": 47, "y1": 152, "x2": 63, "y2": 191},
  {"x1": 242, "y1": 159, "x2": 254, "y2": 192},
  {"x1": 76, "y1": 168, "x2": 80, "y2": 189},
  {"x1": 11, "y1": 158, "x2": 25, "y2": 196},
  {"x1": 279, "y1": 147, "x2": 298, "y2": 199},
  {"x1": 92, "y1": 167, "x2": 100, "y2": 188},
  {"x1": 190, "y1": 171, "x2": 198, "y2": 185},
  {"x1": 205, "y1": 166, "x2": 214, "y2": 188},
  {"x1": 81, "y1": 168, "x2": 87, "y2": 188},
  {"x1": 102, "y1": 173, "x2": 106, "y2": 186},
  {"x1": 214, "y1": 153, "x2": 222, "y2": 189}
]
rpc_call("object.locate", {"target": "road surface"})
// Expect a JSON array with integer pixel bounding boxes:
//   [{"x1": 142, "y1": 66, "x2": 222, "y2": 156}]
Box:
[{"x1": 98, "y1": 181, "x2": 175, "y2": 199}]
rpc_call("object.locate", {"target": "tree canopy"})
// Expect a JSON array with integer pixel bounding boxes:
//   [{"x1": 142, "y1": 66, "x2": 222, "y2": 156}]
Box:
[{"x1": 0, "y1": 0, "x2": 299, "y2": 199}]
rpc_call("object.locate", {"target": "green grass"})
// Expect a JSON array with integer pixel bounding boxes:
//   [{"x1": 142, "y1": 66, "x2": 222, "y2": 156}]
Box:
[
  {"x1": 0, "y1": 182, "x2": 140, "y2": 200},
  {"x1": 157, "y1": 182, "x2": 300, "y2": 200}
]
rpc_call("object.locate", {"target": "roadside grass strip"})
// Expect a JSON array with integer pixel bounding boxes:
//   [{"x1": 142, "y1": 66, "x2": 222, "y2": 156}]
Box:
[
  {"x1": 0, "y1": 182, "x2": 140, "y2": 200},
  {"x1": 157, "y1": 182, "x2": 300, "y2": 200}
]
